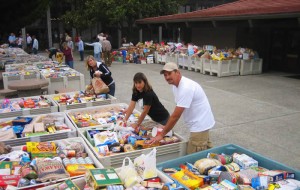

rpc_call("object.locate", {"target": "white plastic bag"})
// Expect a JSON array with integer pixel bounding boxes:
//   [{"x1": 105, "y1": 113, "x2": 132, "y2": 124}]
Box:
[
  {"x1": 118, "y1": 157, "x2": 142, "y2": 187},
  {"x1": 134, "y1": 148, "x2": 157, "y2": 179}
]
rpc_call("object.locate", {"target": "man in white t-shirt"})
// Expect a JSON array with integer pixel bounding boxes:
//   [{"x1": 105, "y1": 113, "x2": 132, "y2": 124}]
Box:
[{"x1": 148, "y1": 62, "x2": 215, "y2": 154}]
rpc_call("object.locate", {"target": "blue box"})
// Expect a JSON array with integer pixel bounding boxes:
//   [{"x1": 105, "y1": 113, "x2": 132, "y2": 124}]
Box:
[{"x1": 157, "y1": 144, "x2": 300, "y2": 180}]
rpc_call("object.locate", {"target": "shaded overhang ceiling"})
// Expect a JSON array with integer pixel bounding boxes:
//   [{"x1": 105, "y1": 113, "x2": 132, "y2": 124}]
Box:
[{"x1": 136, "y1": 0, "x2": 300, "y2": 24}]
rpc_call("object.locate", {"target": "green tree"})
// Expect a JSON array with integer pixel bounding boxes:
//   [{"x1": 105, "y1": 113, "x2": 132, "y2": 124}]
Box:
[
  {"x1": 0, "y1": 0, "x2": 50, "y2": 33},
  {"x1": 60, "y1": 0, "x2": 186, "y2": 41}
]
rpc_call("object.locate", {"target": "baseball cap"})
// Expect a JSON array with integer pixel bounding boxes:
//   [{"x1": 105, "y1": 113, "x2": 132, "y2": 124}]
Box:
[{"x1": 160, "y1": 62, "x2": 178, "y2": 74}]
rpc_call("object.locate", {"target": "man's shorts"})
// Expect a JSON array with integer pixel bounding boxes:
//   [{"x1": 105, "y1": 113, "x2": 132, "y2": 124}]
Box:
[{"x1": 187, "y1": 130, "x2": 212, "y2": 154}]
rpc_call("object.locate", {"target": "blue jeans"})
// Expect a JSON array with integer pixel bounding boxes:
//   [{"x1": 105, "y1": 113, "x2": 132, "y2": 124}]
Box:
[
  {"x1": 122, "y1": 55, "x2": 126, "y2": 63},
  {"x1": 108, "y1": 82, "x2": 115, "y2": 96},
  {"x1": 79, "y1": 51, "x2": 84, "y2": 61},
  {"x1": 33, "y1": 48, "x2": 38, "y2": 55},
  {"x1": 94, "y1": 53, "x2": 101, "y2": 62},
  {"x1": 66, "y1": 61, "x2": 74, "y2": 69}
]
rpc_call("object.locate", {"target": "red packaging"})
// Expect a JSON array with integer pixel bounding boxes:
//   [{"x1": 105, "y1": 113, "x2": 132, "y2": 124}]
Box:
[{"x1": 0, "y1": 175, "x2": 20, "y2": 188}]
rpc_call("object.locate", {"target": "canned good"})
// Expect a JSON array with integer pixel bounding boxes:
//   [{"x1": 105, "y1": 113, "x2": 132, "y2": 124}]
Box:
[
  {"x1": 63, "y1": 158, "x2": 71, "y2": 166},
  {"x1": 77, "y1": 157, "x2": 86, "y2": 164},
  {"x1": 85, "y1": 157, "x2": 94, "y2": 164},
  {"x1": 70, "y1": 157, "x2": 78, "y2": 164}
]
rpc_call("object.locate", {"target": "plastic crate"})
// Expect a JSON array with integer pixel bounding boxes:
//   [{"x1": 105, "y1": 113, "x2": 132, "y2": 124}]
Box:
[
  {"x1": 184, "y1": 56, "x2": 192, "y2": 70},
  {"x1": 157, "y1": 144, "x2": 300, "y2": 180},
  {"x1": 2, "y1": 70, "x2": 40, "y2": 89},
  {"x1": 202, "y1": 58, "x2": 211, "y2": 74},
  {"x1": 240, "y1": 59, "x2": 263, "y2": 75},
  {"x1": 66, "y1": 74, "x2": 85, "y2": 91},
  {"x1": 51, "y1": 92, "x2": 117, "y2": 112},
  {"x1": 210, "y1": 59, "x2": 240, "y2": 77},
  {"x1": 240, "y1": 59, "x2": 252, "y2": 75},
  {"x1": 78, "y1": 127, "x2": 187, "y2": 168},
  {"x1": 13, "y1": 137, "x2": 103, "y2": 190},
  {"x1": 44, "y1": 76, "x2": 66, "y2": 94},
  {"x1": 0, "y1": 95, "x2": 58, "y2": 119},
  {"x1": 0, "y1": 112, "x2": 77, "y2": 147},
  {"x1": 170, "y1": 53, "x2": 178, "y2": 65},
  {"x1": 154, "y1": 51, "x2": 159, "y2": 63},
  {"x1": 64, "y1": 103, "x2": 149, "y2": 130},
  {"x1": 193, "y1": 56, "x2": 203, "y2": 73},
  {"x1": 37, "y1": 168, "x2": 173, "y2": 190},
  {"x1": 157, "y1": 53, "x2": 162, "y2": 64},
  {"x1": 161, "y1": 54, "x2": 166, "y2": 64},
  {"x1": 165, "y1": 53, "x2": 172, "y2": 63},
  {"x1": 252, "y1": 58, "x2": 263, "y2": 74},
  {"x1": 178, "y1": 55, "x2": 185, "y2": 68}
]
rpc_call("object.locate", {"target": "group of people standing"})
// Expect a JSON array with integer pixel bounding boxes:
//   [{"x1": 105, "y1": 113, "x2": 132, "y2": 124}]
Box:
[
  {"x1": 85, "y1": 33, "x2": 112, "y2": 67},
  {"x1": 8, "y1": 33, "x2": 38, "y2": 55},
  {"x1": 45, "y1": 32, "x2": 113, "y2": 69}
]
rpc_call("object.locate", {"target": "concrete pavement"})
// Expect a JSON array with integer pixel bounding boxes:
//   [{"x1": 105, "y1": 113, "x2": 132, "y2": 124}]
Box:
[{"x1": 35, "y1": 52, "x2": 300, "y2": 170}]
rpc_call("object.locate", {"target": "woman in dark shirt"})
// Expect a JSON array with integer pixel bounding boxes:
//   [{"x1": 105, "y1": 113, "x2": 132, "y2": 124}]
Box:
[
  {"x1": 62, "y1": 42, "x2": 74, "y2": 68},
  {"x1": 124, "y1": 72, "x2": 170, "y2": 131},
  {"x1": 85, "y1": 55, "x2": 115, "y2": 96}
]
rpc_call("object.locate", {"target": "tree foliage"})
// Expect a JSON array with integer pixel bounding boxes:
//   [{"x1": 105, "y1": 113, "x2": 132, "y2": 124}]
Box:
[
  {"x1": 58, "y1": 0, "x2": 186, "y2": 28},
  {"x1": 0, "y1": 0, "x2": 50, "y2": 33}
]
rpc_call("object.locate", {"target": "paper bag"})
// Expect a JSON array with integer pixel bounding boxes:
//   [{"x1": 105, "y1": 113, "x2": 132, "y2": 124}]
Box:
[{"x1": 91, "y1": 77, "x2": 109, "y2": 94}]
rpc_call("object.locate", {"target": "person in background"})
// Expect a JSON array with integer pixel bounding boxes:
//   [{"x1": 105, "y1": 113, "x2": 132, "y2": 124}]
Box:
[
  {"x1": 8, "y1": 33, "x2": 16, "y2": 47},
  {"x1": 85, "y1": 55, "x2": 115, "y2": 96},
  {"x1": 148, "y1": 62, "x2": 215, "y2": 154},
  {"x1": 123, "y1": 72, "x2": 170, "y2": 132},
  {"x1": 77, "y1": 36, "x2": 84, "y2": 61},
  {"x1": 102, "y1": 37, "x2": 112, "y2": 66},
  {"x1": 67, "y1": 37, "x2": 74, "y2": 52},
  {"x1": 45, "y1": 47, "x2": 59, "y2": 61},
  {"x1": 16, "y1": 34, "x2": 23, "y2": 48},
  {"x1": 97, "y1": 33, "x2": 104, "y2": 44},
  {"x1": 85, "y1": 39, "x2": 102, "y2": 62},
  {"x1": 62, "y1": 42, "x2": 74, "y2": 69},
  {"x1": 121, "y1": 48, "x2": 127, "y2": 64},
  {"x1": 32, "y1": 35, "x2": 39, "y2": 54},
  {"x1": 26, "y1": 33, "x2": 32, "y2": 53}
]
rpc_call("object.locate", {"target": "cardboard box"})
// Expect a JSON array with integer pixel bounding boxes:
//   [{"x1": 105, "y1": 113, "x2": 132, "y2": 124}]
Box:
[{"x1": 86, "y1": 168, "x2": 123, "y2": 189}]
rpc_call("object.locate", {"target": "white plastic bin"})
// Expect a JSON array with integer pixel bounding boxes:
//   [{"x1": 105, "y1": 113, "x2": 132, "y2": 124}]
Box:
[
  {"x1": 66, "y1": 74, "x2": 85, "y2": 91},
  {"x1": 37, "y1": 168, "x2": 173, "y2": 190},
  {"x1": 184, "y1": 55, "x2": 192, "y2": 70},
  {"x1": 161, "y1": 53, "x2": 166, "y2": 64},
  {"x1": 252, "y1": 58, "x2": 263, "y2": 74},
  {"x1": 194, "y1": 56, "x2": 203, "y2": 73},
  {"x1": 15, "y1": 137, "x2": 103, "y2": 190},
  {"x1": 51, "y1": 92, "x2": 117, "y2": 112},
  {"x1": 64, "y1": 103, "x2": 148, "y2": 130},
  {"x1": 202, "y1": 58, "x2": 211, "y2": 75},
  {"x1": 78, "y1": 127, "x2": 187, "y2": 168},
  {"x1": 165, "y1": 53, "x2": 172, "y2": 63},
  {"x1": 177, "y1": 55, "x2": 185, "y2": 68},
  {"x1": 240, "y1": 59, "x2": 252, "y2": 75},
  {"x1": 0, "y1": 95, "x2": 58, "y2": 119},
  {"x1": 157, "y1": 53, "x2": 162, "y2": 64},
  {"x1": 43, "y1": 76, "x2": 66, "y2": 94},
  {"x1": 170, "y1": 53, "x2": 178, "y2": 65},
  {"x1": 240, "y1": 59, "x2": 263, "y2": 75},
  {"x1": 2, "y1": 70, "x2": 40, "y2": 89},
  {"x1": 154, "y1": 51, "x2": 159, "y2": 63},
  {"x1": 0, "y1": 112, "x2": 77, "y2": 147},
  {"x1": 210, "y1": 59, "x2": 240, "y2": 77}
]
